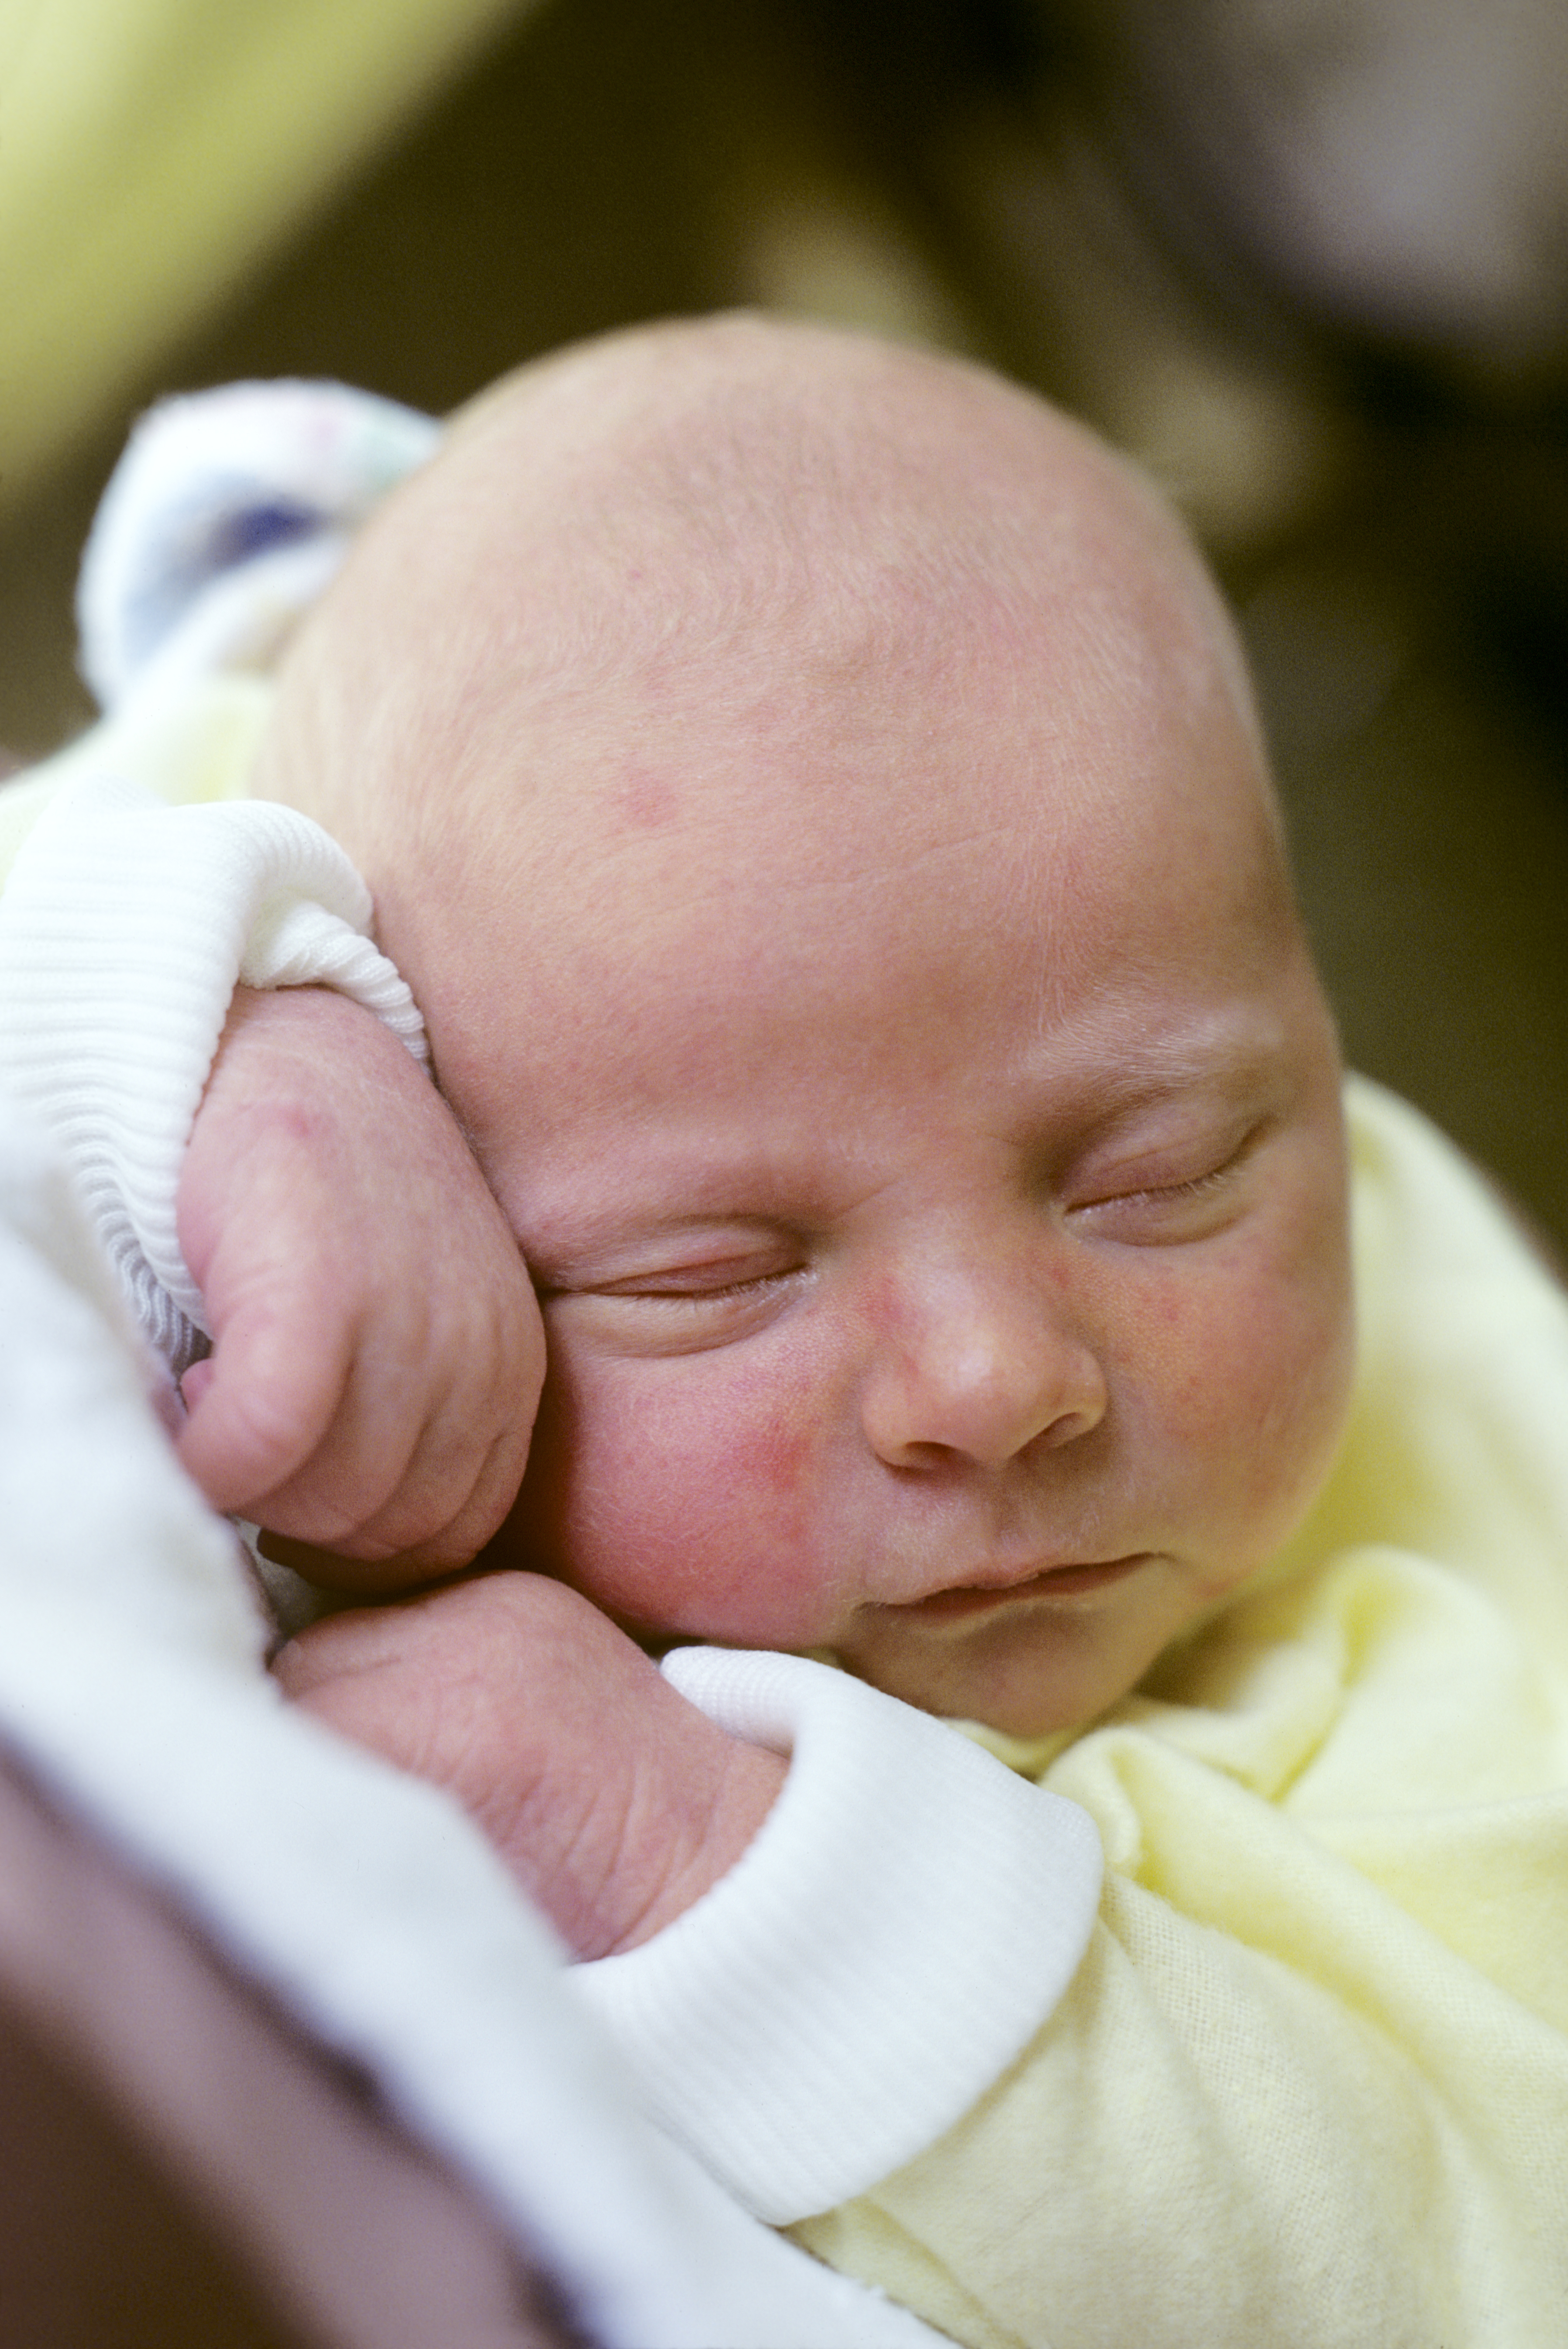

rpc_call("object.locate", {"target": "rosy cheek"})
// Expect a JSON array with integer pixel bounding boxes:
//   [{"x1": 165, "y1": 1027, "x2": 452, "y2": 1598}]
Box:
[
  {"x1": 526, "y1": 1338, "x2": 849, "y2": 1648},
  {"x1": 741, "y1": 1381, "x2": 821, "y2": 1507}
]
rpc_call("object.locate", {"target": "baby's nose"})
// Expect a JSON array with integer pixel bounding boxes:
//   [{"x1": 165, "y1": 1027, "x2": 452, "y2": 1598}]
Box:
[{"x1": 859, "y1": 1263, "x2": 1107, "y2": 1471}]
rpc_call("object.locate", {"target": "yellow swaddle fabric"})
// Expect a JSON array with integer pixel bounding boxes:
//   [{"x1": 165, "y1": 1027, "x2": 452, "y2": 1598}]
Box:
[
  {"x1": 7, "y1": 378, "x2": 1568, "y2": 2340},
  {"x1": 10, "y1": 653, "x2": 1568, "y2": 2343},
  {"x1": 0, "y1": 672, "x2": 270, "y2": 884},
  {"x1": 795, "y1": 1083, "x2": 1568, "y2": 2346}
]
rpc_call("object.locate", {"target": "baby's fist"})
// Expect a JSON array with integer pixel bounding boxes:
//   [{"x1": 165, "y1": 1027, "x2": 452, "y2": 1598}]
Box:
[
  {"x1": 176, "y1": 985, "x2": 543, "y2": 1588},
  {"x1": 274, "y1": 1573, "x2": 785, "y2": 1957}
]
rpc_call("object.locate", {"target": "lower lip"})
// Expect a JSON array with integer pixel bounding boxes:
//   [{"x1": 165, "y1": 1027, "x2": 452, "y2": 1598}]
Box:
[{"x1": 905, "y1": 1556, "x2": 1156, "y2": 1621}]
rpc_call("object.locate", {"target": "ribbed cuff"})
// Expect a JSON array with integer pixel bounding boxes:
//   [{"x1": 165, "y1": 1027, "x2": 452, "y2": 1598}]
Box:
[
  {"x1": 0, "y1": 771, "x2": 426, "y2": 1370},
  {"x1": 574, "y1": 1649, "x2": 1101, "y2": 2224}
]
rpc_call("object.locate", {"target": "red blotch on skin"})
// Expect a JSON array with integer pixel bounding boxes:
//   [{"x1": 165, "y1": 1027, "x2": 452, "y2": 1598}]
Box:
[
  {"x1": 610, "y1": 762, "x2": 682, "y2": 831},
  {"x1": 744, "y1": 1396, "x2": 818, "y2": 1502}
]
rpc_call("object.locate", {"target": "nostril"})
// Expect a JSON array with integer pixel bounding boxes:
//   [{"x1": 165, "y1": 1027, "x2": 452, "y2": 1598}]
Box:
[
  {"x1": 1036, "y1": 1402, "x2": 1100, "y2": 1451},
  {"x1": 859, "y1": 1274, "x2": 1110, "y2": 1472},
  {"x1": 863, "y1": 1366, "x2": 1107, "y2": 1473}
]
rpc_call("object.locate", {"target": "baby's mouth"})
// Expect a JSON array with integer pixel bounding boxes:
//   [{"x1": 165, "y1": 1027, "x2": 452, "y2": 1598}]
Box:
[{"x1": 900, "y1": 1555, "x2": 1158, "y2": 1620}]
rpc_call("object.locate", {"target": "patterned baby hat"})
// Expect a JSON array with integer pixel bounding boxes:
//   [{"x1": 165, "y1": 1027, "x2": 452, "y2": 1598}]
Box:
[{"x1": 77, "y1": 380, "x2": 441, "y2": 712}]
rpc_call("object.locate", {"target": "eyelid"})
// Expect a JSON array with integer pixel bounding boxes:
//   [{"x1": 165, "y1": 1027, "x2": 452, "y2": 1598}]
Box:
[
  {"x1": 540, "y1": 1258, "x2": 809, "y2": 1357},
  {"x1": 595, "y1": 1263, "x2": 804, "y2": 1303},
  {"x1": 537, "y1": 1242, "x2": 808, "y2": 1302},
  {"x1": 1066, "y1": 1116, "x2": 1268, "y2": 1222}
]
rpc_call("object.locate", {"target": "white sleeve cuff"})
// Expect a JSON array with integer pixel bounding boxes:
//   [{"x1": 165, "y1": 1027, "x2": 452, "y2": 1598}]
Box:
[
  {"x1": 572, "y1": 1648, "x2": 1102, "y2": 2225},
  {"x1": 0, "y1": 770, "x2": 426, "y2": 1370}
]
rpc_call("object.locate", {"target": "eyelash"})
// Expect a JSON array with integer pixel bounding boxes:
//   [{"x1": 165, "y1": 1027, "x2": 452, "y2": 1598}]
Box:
[
  {"x1": 552, "y1": 1128, "x2": 1267, "y2": 1305},
  {"x1": 1136, "y1": 1162, "x2": 1234, "y2": 1205},
  {"x1": 634, "y1": 1268, "x2": 801, "y2": 1305},
  {"x1": 546, "y1": 1263, "x2": 804, "y2": 1309},
  {"x1": 1072, "y1": 1130, "x2": 1259, "y2": 1221}
]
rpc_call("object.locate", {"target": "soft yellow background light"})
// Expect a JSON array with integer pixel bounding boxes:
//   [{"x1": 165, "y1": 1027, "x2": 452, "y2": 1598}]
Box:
[{"x1": 0, "y1": 0, "x2": 531, "y2": 506}]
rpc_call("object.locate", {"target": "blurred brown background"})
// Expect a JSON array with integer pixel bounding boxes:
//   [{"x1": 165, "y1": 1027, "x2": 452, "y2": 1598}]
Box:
[{"x1": 3, "y1": 0, "x2": 1566, "y2": 1238}]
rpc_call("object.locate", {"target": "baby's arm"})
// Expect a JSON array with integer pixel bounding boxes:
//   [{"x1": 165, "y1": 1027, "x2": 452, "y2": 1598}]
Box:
[
  {"x1": 1, "y1": 770, "x2": 541, "y2": 1585},
  {"x1": 177, "y1": 983, "x2": 543, "y2": 1582},
  {"x1": 273, "y1": 1572, "x2": 789, "y2": 1956},
  {"x1": 275, "y1": 1579, "x2": 1100, "y2": 2228},
  {"x1": 286, "y1": 1572, "x2": 1568, "y2": 2349}
]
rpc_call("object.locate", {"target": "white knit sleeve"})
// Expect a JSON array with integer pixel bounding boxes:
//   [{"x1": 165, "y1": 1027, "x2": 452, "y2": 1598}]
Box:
[
  {"x1": 0, "y1": 770, "x2": 426, "y2": 1373},
  {"x1": 572, "y1": 1648, "x2": 1103, "y2": 2225}
]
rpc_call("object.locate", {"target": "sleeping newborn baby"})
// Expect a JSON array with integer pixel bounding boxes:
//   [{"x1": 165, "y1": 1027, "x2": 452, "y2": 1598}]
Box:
[
  {"x1": 22, "y1": 316, "x2": 1568, "y2": 2346},
  {"x1": 203, "y1": 312, "x2": 1351, "y2": 1839}
]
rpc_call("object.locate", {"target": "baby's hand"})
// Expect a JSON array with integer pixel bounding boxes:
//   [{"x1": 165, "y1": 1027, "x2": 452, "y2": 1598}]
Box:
[
  {"x1": 273, "y1": 1573, "x2": 787, "y2": 1957},
  {"x1": 176, "y1": 985, "x2": 543, "y2": 1589}
]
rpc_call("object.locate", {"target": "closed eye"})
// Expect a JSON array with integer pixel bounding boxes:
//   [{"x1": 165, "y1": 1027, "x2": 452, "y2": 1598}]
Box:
[
  {"x1": 597, "y1": 1265, "x2": 804, "y2": 1304},
  {"x1": 1114, "y1": 1159, "x2": 1238, "y2": 1209},
  {"x1": 1066, "y1": 1120, "x2": 1269, "y2": 1239},
  {"x1": 537, "y1": 1257, "x2": 810, "y2": 1355}
]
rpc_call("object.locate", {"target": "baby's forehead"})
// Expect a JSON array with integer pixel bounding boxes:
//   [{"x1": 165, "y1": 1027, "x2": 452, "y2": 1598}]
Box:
[
  {"x1": 433, "y1": 610, "x2": 1284, "y2": 1100},
  {"x1": 294, "y1": 320, "x2": 1222, "y2": 709},
  {"x1": 263, "y1": 323, "x2": 1274, "y2": 1003}
]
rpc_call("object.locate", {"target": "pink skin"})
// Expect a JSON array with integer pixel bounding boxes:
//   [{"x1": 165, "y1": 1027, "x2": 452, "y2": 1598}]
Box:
[
  {"x1": 174, "y1": 987, "x2": 788, "y2": 1962},
  {"x1": 176, "y1": 983, "x2": 543, "y2": 1579},
  {"x1": 236, "y1": 324, "x2": 1355, "y2": 1949},
  {"x1": 405, "y1": 603, "x2": 1355, "y2": 1739},
  {"x1": 271, "y1": 1571, "x2": 787, "y2": 1959}
]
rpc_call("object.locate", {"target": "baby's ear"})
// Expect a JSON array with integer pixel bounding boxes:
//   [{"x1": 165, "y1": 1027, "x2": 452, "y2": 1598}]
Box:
[{"x1": 76, "y1": 381, "x2": 441, "y2": 712}]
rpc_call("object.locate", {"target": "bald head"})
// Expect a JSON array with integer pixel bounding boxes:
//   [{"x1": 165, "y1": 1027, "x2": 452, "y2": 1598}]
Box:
[
  {"x1": 250, "y1": 320, "x2": 1355, "y2": 1720},
  {"x1": 255, "y1": 315, "x2": 1271, "y2": 917}
]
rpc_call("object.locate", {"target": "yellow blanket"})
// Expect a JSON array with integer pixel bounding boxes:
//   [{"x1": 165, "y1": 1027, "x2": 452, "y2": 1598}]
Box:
[
  {"x1": 0, "y1": 671, "x2": 268, "y2": 880},
  {"x1": 6, "y1": 685, "x2": 1567, "y2": 2343},
  {"x1": 796, "y1": 1083, "x2": 1568, "y2": 2343}
]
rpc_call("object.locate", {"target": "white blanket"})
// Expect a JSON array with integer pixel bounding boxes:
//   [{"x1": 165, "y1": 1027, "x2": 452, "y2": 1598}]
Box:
[{"x1": 0, "y1": 1090, "x2": 946, "y2": 2349}]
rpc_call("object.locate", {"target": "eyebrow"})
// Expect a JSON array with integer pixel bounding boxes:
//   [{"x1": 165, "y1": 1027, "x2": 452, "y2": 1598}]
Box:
[{"x1": 1021, "y1": 1006, "x2": 1295, "y2": 1118}]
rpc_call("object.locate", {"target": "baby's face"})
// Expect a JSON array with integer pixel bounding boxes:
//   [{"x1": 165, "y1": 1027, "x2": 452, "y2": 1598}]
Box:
[{"x1": 396, "y1": 585, "x2": 1353, "y2": 1737}]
